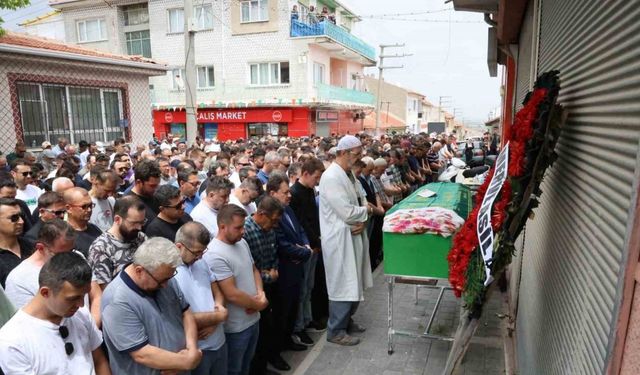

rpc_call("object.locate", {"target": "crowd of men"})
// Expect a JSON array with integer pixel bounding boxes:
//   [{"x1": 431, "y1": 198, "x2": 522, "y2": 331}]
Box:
[{"x1": 0, "y1": 131, "x2": 457, "y2": 375}]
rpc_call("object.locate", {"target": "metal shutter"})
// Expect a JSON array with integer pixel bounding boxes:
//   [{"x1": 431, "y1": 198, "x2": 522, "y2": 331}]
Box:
[
  {"x1": 515, "y1": 1, "x2": 640, "y2": 374},
  {"x1": 514, "y1": 0, "x2": 534, "y2": 111}
]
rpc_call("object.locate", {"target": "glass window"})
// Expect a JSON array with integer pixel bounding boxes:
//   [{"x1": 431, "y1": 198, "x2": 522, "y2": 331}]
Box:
[
  {"x1": 195, "y1": 4, "x2": 213, "y2": 29},
  {"x1": 313, "y1": 62, "x2": 325, "y2": 85},
  {"x1": 197, "y1": 66, "x2": 215, "y2": 88},
  {"x1": 241, "y1": 0, "x2": 268, "y2": 23},
  {"x1": 168, "y1": 8, "x2": 184, "y2": 33},
  {"x1": 247, "y1": 123, "x2": 287, "y2": 138},
  {"x1": 17, "y1": 83, "x2": 124, "y2": 144},
  {"x1": 76, "y1": 19, "x2": 107, "y2": 42},
  {"x1": 124, "y1": 4, "x2": 149, "y2": 26},
  {"x1": 170, "y1": 68, "x2": 186, "y2": 90},
  {"x1": 249, "y1": 62, "x2": 289, "y2": 85},
  {"x1": 125, "y1": 30, "x2": 151, "y2": 58}
]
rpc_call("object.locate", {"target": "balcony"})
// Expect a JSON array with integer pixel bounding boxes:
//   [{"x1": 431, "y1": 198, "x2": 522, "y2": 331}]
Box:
[
  {"x1": 291, "y1": 19, "x2": 376, "y2": 63},
  {"x1": 315, "y1": 82, "x2": 375, "y2": 106}
]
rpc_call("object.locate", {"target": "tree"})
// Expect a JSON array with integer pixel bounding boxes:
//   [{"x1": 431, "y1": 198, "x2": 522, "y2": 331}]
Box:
[{"x1": 0, "y1": 0, "x2": 31, "y2": 36}]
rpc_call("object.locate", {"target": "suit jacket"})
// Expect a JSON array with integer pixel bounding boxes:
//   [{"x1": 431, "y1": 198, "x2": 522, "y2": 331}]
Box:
[
  {"x1": 358, "y1": 175, "x2": 376, "y2": 206},
  {"x1": 275, "y1": 206, "x2": 311, "y2": 290}
]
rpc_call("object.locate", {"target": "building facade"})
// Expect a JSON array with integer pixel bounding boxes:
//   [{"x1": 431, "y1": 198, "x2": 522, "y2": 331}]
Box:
[
  {"x1": 0, "y1": 32, "x2": 166, "y2": 152},
  {"x1": 453, "y1": 0, "x2": 640, "y2": 374},
  {"x1": 49, "y1": 0, "x2": 377, "y2": 140}
]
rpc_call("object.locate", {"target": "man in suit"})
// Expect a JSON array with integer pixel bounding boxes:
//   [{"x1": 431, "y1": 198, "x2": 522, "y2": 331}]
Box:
[{"x1": 266, "y1": 173, "x2": 312, "y2": 355}]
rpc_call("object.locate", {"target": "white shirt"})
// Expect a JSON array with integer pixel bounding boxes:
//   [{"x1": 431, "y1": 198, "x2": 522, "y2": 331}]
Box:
[
  {"x1": 229, "y1": 194, "x2": 256, "y2": 216},
  {"x1": 90, "y1": 196, "x2": 115, "y2": 232},
  {"x1": 229, "y1": 172, "x2": 241, "y2": 189},
  {"x1": 16, "y1": 184, "x2": 43, "y2": 213},
  {"x1": 0, "y1": 308, "x2": 102, "y2": 374},
  {"x1": 79, "y1": 150, "x2": 90, "y2": 168},
  {"x1": 190, "y1": 201, "x2": 219, "y2": 239}
]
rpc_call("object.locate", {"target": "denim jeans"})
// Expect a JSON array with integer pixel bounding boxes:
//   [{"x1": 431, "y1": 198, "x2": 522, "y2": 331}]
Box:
[
  {"x1": 226, "y1": 323, "x2": 260, "y2": 375},
  {"x1": 294, "y1": 252, "x2": 318, "y2": 332},
  {"x1": 327, "y1": 301, "x2": 359, "y2": 340},
  {"x1": 192, "y1": 343, "x2": 228, "y2": 375}
]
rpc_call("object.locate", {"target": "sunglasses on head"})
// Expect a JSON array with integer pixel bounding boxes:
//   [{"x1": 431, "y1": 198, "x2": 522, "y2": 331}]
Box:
[{"x1": 59, "y1": 325, "x2": 74, "y2": 356}]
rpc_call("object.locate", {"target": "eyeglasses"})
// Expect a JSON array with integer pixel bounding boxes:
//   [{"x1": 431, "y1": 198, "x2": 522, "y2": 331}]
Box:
[
  {"x1": 70, "y1": 203, "x2": 95, "y2": 210},
  {"x1": 58, "y1": 326, "x2": 74, "y2": 355},
  {"x1": 20, "y1": 171, "x2": 33, "y2": 177},
  {"x1": 125, "y1": 218, "x2": 148, "y2": 227},
  {"x1": 186, "y1": 180, "x2": 201, "y2": 188},
  {"x1": 181, "y1": 243, "x2": 207, "y2": 258},
  {"x1": 5, "y1": 214, "x2": 21, "y2": 223},
  {"x1": 163, "y1": 198, "x2": 187, "y2": 209},
  {"x1": 143, "y1": 267, "x2": 178, "y2": 286},
  {"x1": 43, "y1": 208, "x2": 67, "y2": 217}
]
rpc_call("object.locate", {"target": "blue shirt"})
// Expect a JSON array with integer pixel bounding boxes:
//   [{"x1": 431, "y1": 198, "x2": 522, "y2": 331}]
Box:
[
  {"x1": 184, "y1": 194, "x2": 200, "y2": 215},
  {"x1": 257, "y1": 169, "x2": 269, "y2": 185},
  {"x1": 174, "y1": 260, "x2": 225, "y2": 351}
]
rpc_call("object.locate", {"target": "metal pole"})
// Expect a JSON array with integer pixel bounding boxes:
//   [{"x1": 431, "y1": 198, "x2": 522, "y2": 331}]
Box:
[
  {"x1": 184, "y1": 0, "x2": 197, "y2": 146},
  {"x1": 374, "y1": 46, "x2": 385, "y2": 136}
]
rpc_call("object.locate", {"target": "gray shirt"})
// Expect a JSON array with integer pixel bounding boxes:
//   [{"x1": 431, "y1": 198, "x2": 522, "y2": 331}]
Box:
[
  {"x1": 90, "y1": 196, "x2": 115, "y2": 232},
  {"x1": 101, "y1": 270, "x2": 189, "y2": 375},
  {"x1": 204, "y1": 238, "x2": 259, "y2": 333}
]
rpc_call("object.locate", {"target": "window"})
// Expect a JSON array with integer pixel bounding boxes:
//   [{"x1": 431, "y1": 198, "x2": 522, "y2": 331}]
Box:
[
  {"x1": 76, "y1": 19, "x2": 107, "y2": 42},
  {"x1": 249, "y1": 62, "x2": 289, "y2": 85},
  {"x1": 195, "y1": 4, "x2": 213, "y2": 30},
  {"x1": 313, "y1": 62, "x2": 325, "y2": 85},
  {"x1": 126, "y1": 30, "x2": 151, "y2": 58},
  {"x1": 197, "y1": 66, "x2": 215, "y2": 88},
  {"x1": 248, "y1": 123, "x2": 287, "y2": 138},
  {"x1": 16, "y1": 83, "x2": 125, "y2": 145},
  {"x1": 241, "y1": 0, "x2": 268, "y2": 23},
  {"x1": 124, "y1": 4, "x2": 149, "y2": 26},
  {"x1": 168, "y1": 8, "x2": 184, "y2": 33},
  {"x1": 169, "y1": 68, "x2": 186, "y2": 90}
]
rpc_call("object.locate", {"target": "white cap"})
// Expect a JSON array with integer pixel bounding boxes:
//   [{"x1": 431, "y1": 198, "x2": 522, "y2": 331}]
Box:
[
  {"x1": 336, "y1": 135, "x2": 362, "y2": 151},
  {"x1": 95, "y1": 141, "x2": 105, "y2": 153}
]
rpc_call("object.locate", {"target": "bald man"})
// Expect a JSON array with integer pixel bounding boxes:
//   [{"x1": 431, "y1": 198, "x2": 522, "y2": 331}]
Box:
[
  {"x1": 64, "y1": 187, "x2": 102, "y2": 257},
  {"x1": 51, "y1": 177, "x2": 74, "y2": 194}
]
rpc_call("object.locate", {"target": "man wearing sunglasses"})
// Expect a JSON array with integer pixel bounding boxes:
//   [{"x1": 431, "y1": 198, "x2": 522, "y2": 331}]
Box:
[
  {"x1": 65, "y1": 188, "x2": 102, "y2": 258},
  {"x1": 23, "y1": 191, "x2": 66, "y2": 249},
  {"x1": 0, "y1": 198, "x2": 30, "y2": 288},
  {"x1": 0, "y1": 252, "x2": 111, "y2": 374},
  {"x1": 174, "y1": 221, "x2": 229, "y2": 375},
  {"x1": 146, "y1": 185, "x2": 192, "y2": 242},
  {"x1": 178, "y1": 168, "x2": 201, "y2": 215},
  {"x1": 101, "y1": 237, "x2": 202, "y2": 374},
  {"x1": 11, "y1": 159, "x2": 43, "y2": 214}
]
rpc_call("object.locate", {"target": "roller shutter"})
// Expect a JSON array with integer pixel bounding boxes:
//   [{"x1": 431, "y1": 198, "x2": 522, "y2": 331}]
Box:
[{"x1": 515, "y1": 1, "x2": 640, "y2": 374}]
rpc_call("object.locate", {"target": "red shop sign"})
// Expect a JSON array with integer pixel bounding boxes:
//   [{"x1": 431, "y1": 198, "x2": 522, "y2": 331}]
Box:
[{"x1": 154, "y1": 109, "x2": 293, "y2": 123}]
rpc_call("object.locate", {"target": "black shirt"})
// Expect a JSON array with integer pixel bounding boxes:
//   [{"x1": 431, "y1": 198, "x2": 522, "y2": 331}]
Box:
[
  {"x1": 0, "y1": 237, "x2": 33, "y2": 288},
  {"x1": 145, "y1": 214, "x2": 192, "y2": 242},
  {"x1": 289, "y1": 181, "x2": 321, "y2": 249},
  {"x1": 125, "y1": 190, "x2": 160, "y2": 229},
  {"x1": 22, "y1": 220, "x2": 43, "y2": 250},
  {"x1": 74, "y1": 223, "x2": 103, "y2": 257}
]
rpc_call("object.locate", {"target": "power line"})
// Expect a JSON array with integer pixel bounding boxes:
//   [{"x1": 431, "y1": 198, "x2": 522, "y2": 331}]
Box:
[
  {"x1": 361, "y1": 16, "x2": 483, "y2": 23},
  {"x1": 357, "y1": 9, "x2": 452, "y2": 18}
]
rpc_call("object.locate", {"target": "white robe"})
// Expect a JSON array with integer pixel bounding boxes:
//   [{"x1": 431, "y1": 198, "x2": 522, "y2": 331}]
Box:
[{"x1": 319, "y1": 162, "x2": 373, "y2": 302}]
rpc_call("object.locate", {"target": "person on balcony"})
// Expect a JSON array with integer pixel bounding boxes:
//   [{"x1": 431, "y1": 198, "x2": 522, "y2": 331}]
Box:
[
  {"x1": 308, "y1": 5, "x2": 319, "y2": 25},
  {"x1": 291, "y1": 5, "x2": 299, "y2": 21},
  {"x1": 319, "y1": 7, "x2": 329, "y2": 22}
]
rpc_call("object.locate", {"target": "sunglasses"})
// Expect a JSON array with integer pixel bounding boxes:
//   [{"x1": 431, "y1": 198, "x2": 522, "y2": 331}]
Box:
[
  {"x1": 43, "y1": 208, "x2": 67, "y2": 216},
  {"x1": 163, "y1": 198, "x2": 187, "y2": 209},
  {"x1": 70, "y1": 203, "x2": 95, "y2": 210},
  {"x1": 59, "y1": 326, "x2": 74, "y2": 355},
  {"x1": 6, "y1": 214, "x2": 21, "y2": 223},
  {"x1": 21, "y1": 171, "x2": 33, "y2": 177}
]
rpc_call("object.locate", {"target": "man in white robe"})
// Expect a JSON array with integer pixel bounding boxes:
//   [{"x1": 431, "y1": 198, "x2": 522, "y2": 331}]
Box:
[{"x1": 319, "y1": 135, "x2": 374, "y2": 346}]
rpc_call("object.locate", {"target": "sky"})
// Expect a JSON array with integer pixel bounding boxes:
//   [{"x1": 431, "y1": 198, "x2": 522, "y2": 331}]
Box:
[
  {"x1": 347, "y1": 0, "x2": 502, "y2": 126},
  {"x1": 1, "y1": 0, "x2": 502, "y2": 126}
]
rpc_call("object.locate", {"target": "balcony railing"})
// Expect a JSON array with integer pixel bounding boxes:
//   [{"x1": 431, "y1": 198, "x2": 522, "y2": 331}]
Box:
[
  {"x1": 316, "y1": 82, "x2": 375, "y2": 106},
  {"x1": 290, "y1": 19, "x2": 376, "y2": 61}
]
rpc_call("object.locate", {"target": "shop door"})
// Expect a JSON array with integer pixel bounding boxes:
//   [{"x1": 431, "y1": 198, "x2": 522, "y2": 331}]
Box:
[
  {"x1": 514, "y1": 0, "x2": 640, "y2": 374},
  {"x1": 316, "y1": 123, "x2": 330, "y2": 137}
]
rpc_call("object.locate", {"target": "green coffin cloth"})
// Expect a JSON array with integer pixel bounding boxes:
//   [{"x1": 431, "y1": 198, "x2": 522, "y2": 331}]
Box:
[{"x1": 383, "y1": 182, "x2": 471, "y2": 279}]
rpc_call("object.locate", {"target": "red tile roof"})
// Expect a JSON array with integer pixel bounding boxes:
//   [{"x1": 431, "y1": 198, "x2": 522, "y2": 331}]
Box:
[{"x1": 0, "y1": 31, "x2": 163, "y2": 66}]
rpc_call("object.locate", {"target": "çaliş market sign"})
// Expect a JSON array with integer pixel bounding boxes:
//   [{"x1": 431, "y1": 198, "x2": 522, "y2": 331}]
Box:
[{"x1": 155, "y1": 109, "x2": 293, "y2": 123}]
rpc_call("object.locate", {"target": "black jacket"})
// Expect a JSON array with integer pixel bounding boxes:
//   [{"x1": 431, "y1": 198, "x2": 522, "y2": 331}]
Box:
[{"x1": 289, "y1": 181, "x2": 321, "y2": 249}]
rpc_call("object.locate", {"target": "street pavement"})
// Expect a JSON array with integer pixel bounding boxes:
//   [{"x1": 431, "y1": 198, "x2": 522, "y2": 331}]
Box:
[{"x1": 277, "y1": 264, "x2": 506, "y2": 375}]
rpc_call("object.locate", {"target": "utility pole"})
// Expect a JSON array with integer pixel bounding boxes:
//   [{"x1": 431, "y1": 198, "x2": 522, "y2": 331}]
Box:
[
  {"x1": 184, "y1": 0, "x2": 197, "y2": 146},
  {"x1": 375, "y1": 44, "x2": 412, "y2": 136},
  {"x1": 438, "y1": 96, "x2": 452, "y2": 122}
]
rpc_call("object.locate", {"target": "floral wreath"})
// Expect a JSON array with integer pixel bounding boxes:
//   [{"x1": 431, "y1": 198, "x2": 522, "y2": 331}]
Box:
[{"x1": 447, "y1": 71, "x2": 564, "y2": 317}]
